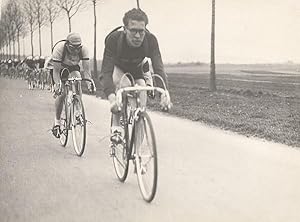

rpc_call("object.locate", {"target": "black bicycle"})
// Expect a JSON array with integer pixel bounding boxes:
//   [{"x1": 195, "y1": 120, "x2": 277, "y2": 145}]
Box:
[{"x1": 111, "y1": 73, "x2": 171, "y2": 202}]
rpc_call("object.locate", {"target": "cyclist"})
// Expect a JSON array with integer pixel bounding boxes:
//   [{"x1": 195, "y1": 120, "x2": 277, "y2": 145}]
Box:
[
  {"x1": 24, "y1": 56, "x2": 38, "y2": 89},
  {"x1": 44, "y1": 56, "x2": 54, "y2": 91},
  {"x1": 100, "y1": 8, "x2": 171, "y2": 143},
  {"x1": 36, "y1": 56, "x2": 47, "y2": 89},
  {"x1": 51, "y1": 32, "x2": 95, "y2": 138}
]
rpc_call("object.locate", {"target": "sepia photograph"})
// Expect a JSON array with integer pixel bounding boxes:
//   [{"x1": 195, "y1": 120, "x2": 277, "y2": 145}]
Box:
[{"x1": 0, "y1": 0, "x2": 299, "y2": 221}]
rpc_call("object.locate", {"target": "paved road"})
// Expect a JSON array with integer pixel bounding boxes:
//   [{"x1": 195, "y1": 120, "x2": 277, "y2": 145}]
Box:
[{"x1": 1, "y1": 78, "x2": 300, "y2": 222}]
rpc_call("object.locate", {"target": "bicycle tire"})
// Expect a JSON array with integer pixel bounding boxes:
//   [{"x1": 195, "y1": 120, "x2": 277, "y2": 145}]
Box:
[
  {"x1": 59, "y1": 98, "x2": 69, "y2": 147},
  {"x1": 135, "y1": 112, "x2": 158, "y2": 202},
  {"x1": 71, "y1": 95, "x2": 86, "y2": 156},
  {"x1": 112, "y1": 97, "x2": 132, "y2": 182}
]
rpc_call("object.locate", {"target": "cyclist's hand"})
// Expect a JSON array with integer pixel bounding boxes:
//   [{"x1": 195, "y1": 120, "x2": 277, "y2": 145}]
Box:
[
  {"x1": 87, "y1": 80, "x2": 96, "y2": 94},
  {"x1": 53, "y1": 83, "x2": 61, "y2": 98},
  {"x1": 160, "y1": 90, "x2": 172, "y2": 112},
  {"x1": 147, "y1": 89, "x2": 155, "y2": 99},
  {"x1": 108, "y1": 93, "x2": 120, "y2": 113}
]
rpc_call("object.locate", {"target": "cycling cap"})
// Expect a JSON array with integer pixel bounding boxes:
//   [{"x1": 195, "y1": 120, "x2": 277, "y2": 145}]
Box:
[{"x1": 66, "y1": 32, "x2": 82, "y2": 45}]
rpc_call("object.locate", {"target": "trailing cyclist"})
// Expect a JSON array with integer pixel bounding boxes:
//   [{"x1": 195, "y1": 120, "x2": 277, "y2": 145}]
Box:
[
  {"x1": 24, "y1": 56, "x2": 38, "y2": 90},
  {"x1": 100, "y1": 8, "x2": 171, "y2": 144},
  {"x1": 51, "y1": 32, "x2": 95, "y2": 138}
]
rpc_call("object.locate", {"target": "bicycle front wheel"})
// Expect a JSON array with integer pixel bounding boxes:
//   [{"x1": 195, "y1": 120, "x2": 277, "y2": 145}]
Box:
[
  {"x1": 135, "y1": 112, "x2": 158, "y2": 202},
  {"x1": 59, "y1": 98, "x2": 69, "y2": 147},
  {"x1": 71, "y1": 95, "x2": 86, "y2": 156}
]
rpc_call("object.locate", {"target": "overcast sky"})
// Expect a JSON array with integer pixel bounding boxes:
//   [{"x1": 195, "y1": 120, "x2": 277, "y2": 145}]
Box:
[{"x1": 2, "y1": 0, "x2": 300, "y2": 63}]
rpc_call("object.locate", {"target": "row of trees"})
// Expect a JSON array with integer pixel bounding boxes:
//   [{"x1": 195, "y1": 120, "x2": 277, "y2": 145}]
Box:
[
  {"x1": 1, "y1": 0, "x2": 216, "y2": 91},
  {"x1": 0, "y1": 0, "x2": 99, "y2": 70}
]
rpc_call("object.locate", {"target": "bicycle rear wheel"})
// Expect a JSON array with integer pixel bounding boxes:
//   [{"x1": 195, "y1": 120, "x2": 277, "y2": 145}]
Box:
[
  {"x1": 112, "y1": 98, "x2": 132, "y2": 182},
  {"x1": 59, "y1": 98, "x2": 69, "y2": 147},
  {"x1": 135, "y1": 112, "x2": 158, "y2": 202},
  {"x1": 71, "y1": 95, "x2": 86, "y2": 156}
]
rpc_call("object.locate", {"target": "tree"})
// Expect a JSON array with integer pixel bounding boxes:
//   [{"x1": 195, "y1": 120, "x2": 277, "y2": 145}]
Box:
[
  {"x1": 2, "y1": 1, "x2": 16, "y2": 58},
  {"x1": 210, "y1": 0, "x2": 216, "y2": 91},
  {"x1": 56, "y1": 0, "x2": 88, "y2": 32},
  {"x1": 91, "y1": 0, "x2": 99, "y2": 79},
  {"x1": 33, "y1": 0, "x2": 48, "y2": 56},
  {"x1": 23, "y1": 0, "x2": 38, "y2": 56},
  {"x1": 45, "y1": 0, "x2": 61, "y2": 50},
  {"x1": 11, "y1": 0, "x2": 26, "y2": 60}
]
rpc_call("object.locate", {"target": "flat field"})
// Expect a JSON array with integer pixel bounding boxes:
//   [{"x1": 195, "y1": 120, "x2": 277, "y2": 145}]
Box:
[{"x1": 151, "y1": 63, "x2": 300, "y2": 147}]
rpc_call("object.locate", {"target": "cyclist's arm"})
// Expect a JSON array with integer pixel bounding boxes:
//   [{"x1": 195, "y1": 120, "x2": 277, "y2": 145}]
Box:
[
  {"x1": 52, "y1": 43, "x2": 64, "y2": 84},
  {"x1": 149, "y1": 34, "x2": 169, "y2": 89},
  {"x1": 100, "y1": 34, "x2": 118, "y2": 98},
  {"x1": 81, "y1": 46, "x2": 91, "y2": 79}
]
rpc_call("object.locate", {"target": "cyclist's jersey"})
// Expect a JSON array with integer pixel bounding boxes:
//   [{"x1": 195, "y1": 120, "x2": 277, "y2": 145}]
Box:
[
  {"x1": 44, "y1": 57, "x2": 54, "y2": 70},
  {"x1": 52, "y1": 41, "x2": 89, "y2": 67},
  {"x1": 7, "y1": 61, "x2": 13, "y2": 68},
  {"x1": 38, "y1": 58, "x2": 46, "y2": 68},
  {"x1": 101, "y1": 31, "x2": 168, "y2": 97},
  {"x1": 25, "y1": 59, "x2": 36, "y2": 69}
]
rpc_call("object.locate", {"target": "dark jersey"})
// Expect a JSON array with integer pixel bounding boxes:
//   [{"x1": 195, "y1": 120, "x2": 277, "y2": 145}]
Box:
[
  {"x1": 25, "y1": 59, "x2": 36, "y2": 69},
  {"x1": 38, "y1": 58, "x2": 45, "y2": 69},
  {"x1": 101, "y1": 31, "x2": 167, "y2": 97}
]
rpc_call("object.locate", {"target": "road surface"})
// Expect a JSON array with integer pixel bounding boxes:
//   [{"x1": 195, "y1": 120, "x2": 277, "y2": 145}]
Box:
[{"x1": 1, "y1": 78, "x2": 300, "y2": 222}]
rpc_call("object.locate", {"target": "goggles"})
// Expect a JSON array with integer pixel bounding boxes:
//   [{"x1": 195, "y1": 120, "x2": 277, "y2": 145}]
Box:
[{"x1": 68, "y1": 43, "x2": 82, "y2": 50}]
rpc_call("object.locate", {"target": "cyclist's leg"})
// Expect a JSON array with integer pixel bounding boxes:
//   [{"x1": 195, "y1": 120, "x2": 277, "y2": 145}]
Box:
[
  {"x1": 55, "y1": 89, "x2": 66, "y2": 124},
  {"x1": 70, "y1": 71, "x2": 82, "y2": 96},
  {"x1": 111, "y1": 66, "x2": 131, "y2": 129},
  {"x1": 140, "y1": 57, "x2": 153, "y2": 87},
  {"x1": 134, "y1": 79, "x2": 147, "y2": 149},
  {"x1": 110, "y1": 66, "x2": 131, "y2": 141}
]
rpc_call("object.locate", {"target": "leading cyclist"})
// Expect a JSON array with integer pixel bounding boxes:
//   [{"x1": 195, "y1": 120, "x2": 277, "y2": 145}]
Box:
[
  {"x1": 51, "y1": 32, "x2": 95, "y2": 138},
  {"x1": 100, "y1": 8, "x2": 171, "y2": 143}
]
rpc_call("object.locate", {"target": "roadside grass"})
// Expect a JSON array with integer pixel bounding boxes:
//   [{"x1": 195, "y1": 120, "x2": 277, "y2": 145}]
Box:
[{"x1": 149, "y1": 72, "x2": 300, "y2": 148}]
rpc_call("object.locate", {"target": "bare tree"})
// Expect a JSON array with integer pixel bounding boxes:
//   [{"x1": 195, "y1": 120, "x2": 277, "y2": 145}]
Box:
[
  {"x1": 0, "y1": 23, "x2": 6, "y2": 59},
  {"x1": 33, "y1": 0, "x2": 48, "y2": 56},
  {"x1": 91, "y1": 0, "x2": 99, "y2": 79},
  {"x1": 2, "y1": 1, "x2": 17, "y2": 59},
  {"x1": 56, "y1": 0, "x2": 88, "y2": 32},
  {"x1": 45, "y1": 0, "x2": 61, "y2": 49},
  {"x1": 23, "y1": 0, "x2": 38, "y2": 57},
  {"x1": 11, "y1": 0, "x2": 26, "y2": 60},
  {"x1": 210, "y1": 0, "x2": 216, "y2": 91}
]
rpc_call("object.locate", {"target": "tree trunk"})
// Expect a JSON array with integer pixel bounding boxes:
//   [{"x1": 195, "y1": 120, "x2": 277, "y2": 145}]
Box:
[
  {"x1": 50, "y1": 22, "x2": 54, "y2": 49},
  {"x1": 210, "y1": 0, "x2": 216, "y2": 91},
  {"x1": 6, "y1": 44, "x2": 8, "y2": 59},
  {"x1": 17, "y1": 31, "x2": 20, "y2": 60},
  {"x1": 93, "y1": 1, "x2": 97, "y2": 79},
  {"x1": 13, "y1": 40, "x2": 16, "y2": 59},
  {"x1": 23, "y1": 37, "x2": 25, "y2": 59},
  {"x1": 31, "y1": 30, "x2": 34, "y2": 57},
  {"x1": 39, "y1": 24, "x2": 42, "y2": 56},
  {"x1": 68, "y1": 13, "x2": 72, "y2": 32},
  {"x1": 8, "y1": 38, "x2": 11, "y2": 58}
]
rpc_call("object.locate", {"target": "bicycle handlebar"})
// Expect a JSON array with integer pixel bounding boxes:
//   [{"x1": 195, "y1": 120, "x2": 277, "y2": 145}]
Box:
[{"x1": 115, "y1": 85, "x2": 171, "y2": 110}]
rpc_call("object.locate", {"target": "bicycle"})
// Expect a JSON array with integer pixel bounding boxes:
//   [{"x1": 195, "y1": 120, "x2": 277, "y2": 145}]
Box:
[
  {"x1": 57, "y1": 68, "x2": 95, "y2": 156},
  {"x1": 110, "y1": 73, "x2": 171, "y2": 202}
]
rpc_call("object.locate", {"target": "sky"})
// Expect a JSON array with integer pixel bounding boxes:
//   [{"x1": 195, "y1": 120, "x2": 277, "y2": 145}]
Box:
[{"x1": 4, "y1": 0, "x2": 300, "y2": 63}]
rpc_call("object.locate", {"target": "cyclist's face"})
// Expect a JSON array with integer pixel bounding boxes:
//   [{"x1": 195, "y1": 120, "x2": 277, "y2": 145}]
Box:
[
  {"x1": 66, "y1": 43, "x2": 82, "y2": 55},
  {"x1": 125, "y1": 19, "x2": 146, "y2": 48}
]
